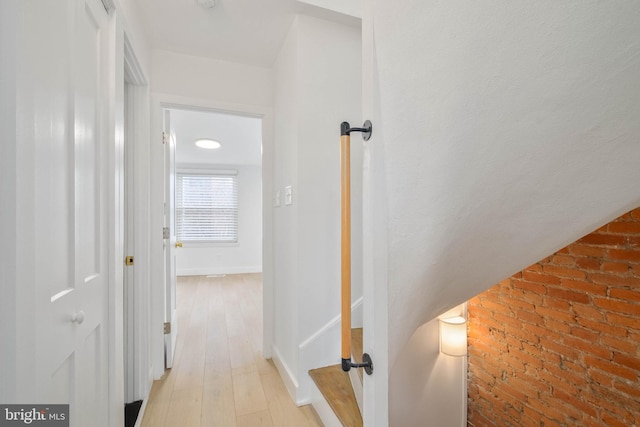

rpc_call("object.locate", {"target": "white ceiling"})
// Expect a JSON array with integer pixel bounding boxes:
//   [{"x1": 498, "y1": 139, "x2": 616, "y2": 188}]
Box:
[
  {"x1": 130, "y1": 0, "x2": 360, "y2": 67},
  {"x1": 171, "y1": 108, "x2": 262, "y2": 166},
  {"x1": 131, "y1": 0, "x2": 295, "y2": 67}
]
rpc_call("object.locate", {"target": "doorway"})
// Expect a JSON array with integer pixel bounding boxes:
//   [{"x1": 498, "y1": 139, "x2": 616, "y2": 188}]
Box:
[
  {"x1": 123, "y1": 35, "x2": 150, "y2": 427},
  {"x1": 159, "y1": 105, "x2": 267, "y2": 376}
]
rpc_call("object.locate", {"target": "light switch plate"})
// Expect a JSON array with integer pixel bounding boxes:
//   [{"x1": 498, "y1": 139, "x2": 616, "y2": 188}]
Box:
[{"x1": 285, "y1": 186, "x2": 293, "y2": 205}]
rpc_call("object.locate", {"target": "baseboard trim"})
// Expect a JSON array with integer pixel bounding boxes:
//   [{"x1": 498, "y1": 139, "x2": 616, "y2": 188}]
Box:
[
  {"x1": 271, "y1": 345, "x2": 299, "y2": 403},
  {"x1": 176, "y1": 266, "x2": 262, "y2": 276}
]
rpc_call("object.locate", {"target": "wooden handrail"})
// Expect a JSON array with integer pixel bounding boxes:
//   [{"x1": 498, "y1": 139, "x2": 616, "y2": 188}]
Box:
[
  {"x1": 341, "y1": 131, "x2": 352, "y2": 366},
  {"x1": 340, "y1": 121, "x2": 373, "y2": 375}
]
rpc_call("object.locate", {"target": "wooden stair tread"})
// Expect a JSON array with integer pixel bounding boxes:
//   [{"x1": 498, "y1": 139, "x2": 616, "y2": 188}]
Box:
[
  {"x1": 351, "y1": 328, "x2": 364, "y2": 382},
  {"x1": 309, "y1": 365, "x2": 363, "y2": 427}
]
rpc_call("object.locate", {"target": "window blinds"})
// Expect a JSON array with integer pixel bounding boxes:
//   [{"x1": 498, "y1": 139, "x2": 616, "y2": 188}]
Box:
[{"x1": 176, "y1": 173, "x2": 238, "y2": 243}]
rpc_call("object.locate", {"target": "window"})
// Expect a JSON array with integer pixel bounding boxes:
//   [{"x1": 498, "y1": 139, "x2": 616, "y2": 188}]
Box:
[{"x1": 176, "y1": 172, "x2": 238, "y2": 243}]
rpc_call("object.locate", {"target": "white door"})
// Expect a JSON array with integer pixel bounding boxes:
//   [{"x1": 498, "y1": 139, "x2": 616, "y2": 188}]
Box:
[
  {"x1": 30, "y1": 0, "x2": 111, "y2": 425},
  {"x1": 163, "y1": 109, "x2": 179, "y2": 368}
]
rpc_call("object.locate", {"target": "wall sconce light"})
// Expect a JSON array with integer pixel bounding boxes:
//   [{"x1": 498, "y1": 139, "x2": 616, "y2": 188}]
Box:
[{"x1": 439, "y1": 316, "x2": 467, "y2": 357}]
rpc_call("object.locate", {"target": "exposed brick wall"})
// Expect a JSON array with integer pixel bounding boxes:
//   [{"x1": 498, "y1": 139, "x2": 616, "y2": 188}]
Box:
[{"x1": 467, "y1": 208, "x2": 640, "y2": 427}]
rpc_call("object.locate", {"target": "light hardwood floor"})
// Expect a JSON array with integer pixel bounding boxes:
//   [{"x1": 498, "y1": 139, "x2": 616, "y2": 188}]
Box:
[{"x1": 141, "y1": 274, "x2": 323, "y2": 427}]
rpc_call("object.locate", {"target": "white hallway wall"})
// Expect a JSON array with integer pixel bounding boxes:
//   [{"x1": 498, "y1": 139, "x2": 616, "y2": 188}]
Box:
[
  {"x1": 175, "y1": 163, "x2": 263, "y2": 276},
  {"x1": 362, "y1": 0, "x2": 640, "y2": 425},
  {"x1": 272, "y1": 14, "x2": 362, "y2": 403}
]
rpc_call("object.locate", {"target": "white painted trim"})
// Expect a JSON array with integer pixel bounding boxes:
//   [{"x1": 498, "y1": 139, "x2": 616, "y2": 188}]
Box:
[
  {"x1": 294, "y1": 298, "x2": 363, "y2": 404},
  {"x1": 149, "y1": 92, "x2": 275, "y2": 379},
  {"x1": 124, "y1": 66, "x2": 152, "y2": 405},
  {"x1": 299, "y1": 297, "x2": 363, "y2": 350},
  {"x1": 0, "y1": 0, "x2": 18, "y2": 404},
  {"x1": 123, "y1": 34, "x2": 147, "y2": 86},
  {"x1": 176, "y1": 266, "x2": 262, "y2": 276},
  {"x1": 133, "y1": 398, "x2": 149, "y2": 427},
  {"x1": 107, "y1": 10, "x2": 126, "y2": 427},
  {"x1": 272, "y1": 345, "x2": 300, "y2": 402}
]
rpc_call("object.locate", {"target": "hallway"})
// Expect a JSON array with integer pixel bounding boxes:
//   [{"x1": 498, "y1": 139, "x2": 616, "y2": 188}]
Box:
[{"x1": 141, "y1": 274, "x2": 323, "y2": 427}]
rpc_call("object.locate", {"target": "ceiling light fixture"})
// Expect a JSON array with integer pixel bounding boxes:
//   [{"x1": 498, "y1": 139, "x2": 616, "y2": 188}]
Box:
[
  {"x1": 195, "y1": 139, "x2": 221, "y2": 150},
  {"x1": 197, "y1": 0, "x2": 216, "y2": 9}
]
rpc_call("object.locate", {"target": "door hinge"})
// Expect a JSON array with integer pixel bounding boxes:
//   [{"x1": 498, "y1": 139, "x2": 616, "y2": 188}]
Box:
[
  {"x1": 125, "y1": 255, "x2": 134, "y2": 266},
  {"x1": 164, "y1": 322, "x2": 171, "y2": 334},
  {"x1": 163, "y1": 227, "x2": 170, "y2": 239},
  {"x1": 162, "y1": 132, "x2": 169, "y2": 145}
]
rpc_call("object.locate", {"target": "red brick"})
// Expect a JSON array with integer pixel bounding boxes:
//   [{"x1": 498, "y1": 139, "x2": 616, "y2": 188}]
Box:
[
  {"x1": 546, "y1": 287, "x2": 590, "y2": 304},
  {"x1": 593, "y1": 298, "x2": 640, "y2": 316},
  {"x1": 560, "y1": 278, "x2": 607, "y2": 295},
  {"x1": 521, "y1": 271, "x2": 560, "y2": 285},
  {"x1": 535, "y1": 306, "x2": 575, "y2": 323},
  {"x1": 543, "y1": 297, "x2": 571, "y2": 311},
  {"x1": 589, "y1": 273, "x2": 640, "y2": 287},
  {"x1": 577, "y1": 317, "x2": 627, "y2": 337},
  {"x1": 600, "y1": 335, "x2": 637, "y2": 354},
  {"x1": 544, "y1": 319, "x2": 572, "y2": 334},
  {"x1": 613, "y1": 380, "x2": 640, "y2": 398},
  {"x1": 578, "y1": 233, "x2": 628, "y2": 246},
  {"x1": 513, "y1": 280, "x2": 547, "y2": 295},
  {"x1": 601, "y1": 261, "x2": 630, "y2": 273},
  {"x1": 609, "y1": 288, "x2": 640, "y2": 302},
  {"x1": 539, "y1": 337, "x2": 580, "y2": 359},
  {"x1": 605, "y1": 312, "x2": 640, "y2": 331},
  {"x1": 609, "y1": 248, "x2": 640, "y2": 263},
  {"x1": 571, "y1": 304, "x2": 605, "y2": 321},
  {"x1": 480, "y1": 299, "x2": 512, "y2": 312},
  {"x1": 584, "y1": 355, "x2": 638, "y2": 381},
  {"x1": 551, "y1": 388, "x2": 597, "y2": 418},
  {"x1": 563, "y1": 335, "x2": 610, "y2": 359},
  {"x1": 551, "y1": 254, "x2": 575, "y2": 265},
  {"x1": 504, "y1": 297, "x2": 535, "y2": 311},
  {"x1": 612, "y1": 352, "x2": 640, "y2": 371},
  {"x1": 524, "y1": 264, "x2": 542, "y2": 272},
  {"x1": 575, "y1": 257, "x2": 601, "y2": 270},
  {"x1": 570, "y1": 244, "x2": 608, "y2": 257},
  {"x1": 608, "y1": 222, "x2": 640, "y2": 234},
  {"x1": 601, "y1": 412, "x2": 630, "y2": 427},
  {"x1": 543, "y1": 265, "x2": 586, "y2": 279},
  {"x1": 569, "y1": 326, "x2": 599, "y2": 342},
  {"x1": 516, "y1": 309, "x2": 543, "y2": 325},
  {"x1": 588, "y1": 368, "x2": 614, "y2": 387}
]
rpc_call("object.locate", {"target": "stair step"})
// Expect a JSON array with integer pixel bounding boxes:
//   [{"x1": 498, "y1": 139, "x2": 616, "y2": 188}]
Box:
[
  {"x1": 309, "y1": 365, "x2": 363, "y2": 427},
  {"x1": 351, "y1": 328, "x2": 364, "y2": 383}
]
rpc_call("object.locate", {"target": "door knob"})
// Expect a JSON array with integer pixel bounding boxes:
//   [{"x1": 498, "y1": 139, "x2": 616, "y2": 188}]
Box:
[
  {"x1": 175, "y1": 242, "x2": 183, "y2": 248},
  {"x1": 71, "y1": 311, "x2": 85, "y2": 325}
]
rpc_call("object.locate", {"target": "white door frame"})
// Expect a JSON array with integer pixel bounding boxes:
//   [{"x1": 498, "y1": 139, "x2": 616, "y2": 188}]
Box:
[
  {"x1": 123, "y1": 33, "x2": 151, "y2": 404},
  {"x1": 107, "y1": 7, "x2": 126, "y2": 425},
  {"x1": 149, "y1": 94, "x2": 275, "y2": 379}
]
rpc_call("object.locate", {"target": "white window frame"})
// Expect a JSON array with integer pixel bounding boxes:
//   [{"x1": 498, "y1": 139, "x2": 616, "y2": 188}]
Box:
[{"x1": 175, "y1": 168, "x2": 239, "y2": 245}]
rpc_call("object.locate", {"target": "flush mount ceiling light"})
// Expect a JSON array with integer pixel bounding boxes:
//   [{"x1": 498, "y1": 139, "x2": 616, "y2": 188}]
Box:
[
  {"x1": 195, "y1": 139, "x2": 221, "y2": 149},
  {"x1": 197, "y1": 0, "x2": 216, "y2": 9}
]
